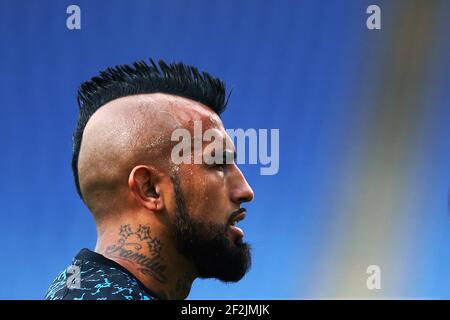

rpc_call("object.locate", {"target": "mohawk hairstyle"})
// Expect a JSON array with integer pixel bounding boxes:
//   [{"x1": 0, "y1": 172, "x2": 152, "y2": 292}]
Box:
[{"x1": 72, "y1": 59, "x2": 228, "y2": 200}]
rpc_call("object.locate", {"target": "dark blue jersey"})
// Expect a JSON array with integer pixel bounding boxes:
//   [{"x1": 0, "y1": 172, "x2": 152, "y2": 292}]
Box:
[{"x1": 45, "y1": 248, "x2": 160, "y2": 300}]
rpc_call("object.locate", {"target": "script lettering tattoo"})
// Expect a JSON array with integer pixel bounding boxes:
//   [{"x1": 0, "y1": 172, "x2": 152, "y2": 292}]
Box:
[{"x1": 105, "y1": 224, "x2": 167, "y2": 283}]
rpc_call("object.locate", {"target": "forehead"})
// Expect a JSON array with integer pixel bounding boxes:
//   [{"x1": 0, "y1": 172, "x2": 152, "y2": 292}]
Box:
[
  {"x1": 155, "y1": 94, "x2": 234, "y2": 150},
  {"x1": 166, "y1": 96, "x2": 223, "y2": 130},
  {"x1": 163, "y1": 96, "x2": 235, "y2": 152}
]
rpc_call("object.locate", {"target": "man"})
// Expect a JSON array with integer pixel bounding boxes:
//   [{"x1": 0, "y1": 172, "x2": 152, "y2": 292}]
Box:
[{"x1": 45, "y1": 59, "x2": 254, "y2": 300}]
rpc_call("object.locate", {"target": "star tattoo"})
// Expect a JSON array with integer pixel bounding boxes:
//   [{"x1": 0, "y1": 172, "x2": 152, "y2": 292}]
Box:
[
  {"x1": 147, "y1": 238, "x2": 162, "y2": 255},
  {"x1": 119, "y1": 224, "x2": 133, "y2": 239},
  {"x1": 135, "y1": 224, "x2": 151, "y2": 241}
]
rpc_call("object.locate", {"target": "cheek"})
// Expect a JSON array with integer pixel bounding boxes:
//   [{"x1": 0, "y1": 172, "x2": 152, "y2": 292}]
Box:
[{"x1": 181, "y1": 167, "x2": 229, "y2": 222}]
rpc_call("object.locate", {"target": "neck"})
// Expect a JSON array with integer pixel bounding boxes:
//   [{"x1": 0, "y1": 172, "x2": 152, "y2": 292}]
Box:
[{"x1": 95, "y1": 219, "x2": 196, "y2": 299}]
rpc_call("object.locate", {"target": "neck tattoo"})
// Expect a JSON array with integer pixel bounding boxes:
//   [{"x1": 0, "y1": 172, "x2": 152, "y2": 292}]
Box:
[{"x1": 104, "y1": 224, "x2": 168, "y2": 283}]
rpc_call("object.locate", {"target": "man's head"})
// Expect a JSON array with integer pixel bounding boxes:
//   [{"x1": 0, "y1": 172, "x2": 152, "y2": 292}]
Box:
[{"x1": 73, "y1": 59, "x2": 254, "y2": 282}]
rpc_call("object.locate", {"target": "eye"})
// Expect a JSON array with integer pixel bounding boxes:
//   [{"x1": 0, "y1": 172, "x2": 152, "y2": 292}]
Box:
[{"x1": 214, "y1": 163, "x2": 227, "y2": 171}]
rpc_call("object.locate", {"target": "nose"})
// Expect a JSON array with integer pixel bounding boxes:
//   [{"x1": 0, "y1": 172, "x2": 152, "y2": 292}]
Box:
[{"x1": 230, "y1": 165, "x2": 254, "y2": 204}]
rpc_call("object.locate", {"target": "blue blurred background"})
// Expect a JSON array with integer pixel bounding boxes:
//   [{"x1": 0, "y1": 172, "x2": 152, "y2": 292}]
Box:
[{"x1": 0, "y1": 0, "x2": 449, "y2": 299}]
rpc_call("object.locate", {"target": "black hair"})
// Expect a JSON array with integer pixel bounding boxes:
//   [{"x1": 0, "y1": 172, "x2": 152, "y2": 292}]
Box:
[{"x1": 72, "y1": 59, "x2": 228, "y2": 200}]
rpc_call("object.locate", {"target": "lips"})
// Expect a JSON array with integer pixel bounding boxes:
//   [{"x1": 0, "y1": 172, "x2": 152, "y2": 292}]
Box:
[
  {"x1": 229, "y1": 208, "x2": 246, "y2": 226},
  {"x1": 228, "y1": 208, "x2": 246, "y2": 238}
]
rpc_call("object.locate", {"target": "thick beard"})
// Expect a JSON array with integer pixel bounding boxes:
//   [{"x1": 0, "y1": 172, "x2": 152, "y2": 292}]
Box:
[{"x1": 171, "y1": 175, "x2": 251, "y2": 282}]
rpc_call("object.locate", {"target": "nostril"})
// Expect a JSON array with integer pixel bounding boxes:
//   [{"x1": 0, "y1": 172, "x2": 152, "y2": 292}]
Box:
[
  {"x1": 247, "y1": 188, "x2": 254, "y2": 202},
  {"x1": 238, "y1": 186, "x2": 254, "y2": 203}
]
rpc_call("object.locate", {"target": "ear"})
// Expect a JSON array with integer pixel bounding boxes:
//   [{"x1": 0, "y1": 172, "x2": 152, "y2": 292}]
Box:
[{"x1": 128, "y1": 165, "x2": 165, "y2": 212}]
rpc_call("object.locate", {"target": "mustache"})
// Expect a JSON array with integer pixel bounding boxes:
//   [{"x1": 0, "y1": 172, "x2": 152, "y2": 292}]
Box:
[{"x1": 228, "y1": 208, "x2": 246, "y2": 225}]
